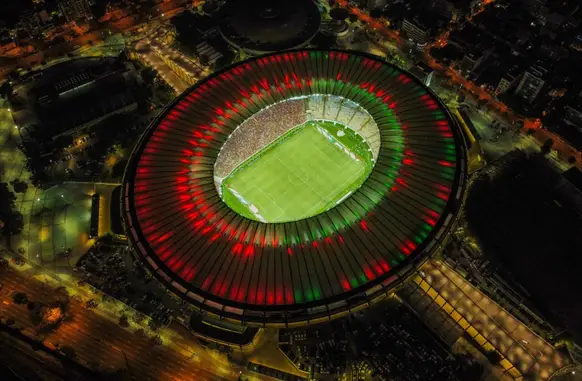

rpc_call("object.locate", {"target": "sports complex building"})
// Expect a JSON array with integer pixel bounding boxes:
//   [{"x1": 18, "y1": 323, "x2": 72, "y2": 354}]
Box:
[
  {"x1": 218, "y1": 0, "x2": 321, "y2": 55},
  {"x1": 122, "y1": 49, "x2": 469, "y2": 327}
]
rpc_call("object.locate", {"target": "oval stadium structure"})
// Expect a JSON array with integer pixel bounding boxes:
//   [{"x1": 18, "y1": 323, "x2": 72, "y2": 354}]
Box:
[
  {"x1": 122, "y1": 50, "x2": 468, "y2": 327},
  {"x1": 218, "y1": 0, "x2": 321, "y2": 55}
]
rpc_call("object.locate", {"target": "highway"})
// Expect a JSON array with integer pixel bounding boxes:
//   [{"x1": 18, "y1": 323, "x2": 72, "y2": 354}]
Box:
[{"x1": 0, "y1": 266, "x2": 236, "y2": 381}]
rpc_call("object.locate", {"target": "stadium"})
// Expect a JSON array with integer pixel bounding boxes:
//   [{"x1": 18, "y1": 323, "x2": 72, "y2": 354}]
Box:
[
  {"x1": 122, "y1": 50, "x2": 468, "y2": 327},
  {"x1": 218, "y1": 0, "x2": 321, "y2": 55}
]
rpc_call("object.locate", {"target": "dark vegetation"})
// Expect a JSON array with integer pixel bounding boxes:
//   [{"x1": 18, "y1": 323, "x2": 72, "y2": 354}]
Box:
[{"x1": 466, "y1": 154, "x2": 582, "y2": 343}]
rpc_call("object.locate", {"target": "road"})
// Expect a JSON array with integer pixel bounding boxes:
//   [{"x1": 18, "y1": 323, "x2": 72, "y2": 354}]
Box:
[
  {"x1": 0, "y1": 266, "x2": 236, "y2": 381},
  {"x1": 408, "y1": 260, "x2": 572, "y2": 380}
]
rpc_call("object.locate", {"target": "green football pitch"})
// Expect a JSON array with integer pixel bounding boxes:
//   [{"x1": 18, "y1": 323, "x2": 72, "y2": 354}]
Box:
[{"x1": 221, "y1": 121, "x2": 372, "y2": 223}]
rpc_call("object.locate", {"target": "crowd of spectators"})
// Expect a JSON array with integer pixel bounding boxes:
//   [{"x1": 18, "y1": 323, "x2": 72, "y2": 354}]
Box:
[
  {"x1": 213, "y1": 94, "x2": 385, "y2": 182},
  {"x1": 307, "y1": 95, "x2": 380, "y2": 160},
  {"x1": 214, "y1": 99, "x2": 307, "y2": 179}
]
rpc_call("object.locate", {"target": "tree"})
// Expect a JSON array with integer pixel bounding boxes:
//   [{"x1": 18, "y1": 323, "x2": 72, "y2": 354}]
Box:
[
  {"x1": 149, "y1": 335, "x2": 162, "y2": 346},
  {"x1": 148, "y1": 318, "x2": 160, "y2": 331},
  {"x1": 541, "y1": 138, "x2": 554, "y2": 155},
  {"x1": 0, "y1": 81, "x2": 13, "y2": 99},
  {"x1": 370, "y1": 9, "x2": 383, "y2": 19},
  {"x1": 60, "y1": 345, "x2": 77, "y2": 359},
  {"x1": 0, "y1": 182, "x2": 24, "y2": 245},
  {"x1": 329, "y1": 8, "x2": 349, "y2": 21},
  {"x1": 477, "y1": 98, "x2": 488, "y2": 109},
  {"x1": 111, "y1": 159, "x2": 128, "y2": 179},
  {"x1": 12, "y1": 292, "x2": 28, "y2": 304},
  {"x1": 90, "y1": 0, "x2": 108, "y2": 20},
  {"x1": 119, "y1": 315, "x2": 130, "y2": 328},
  {"x1": 485, "y1": 349, "x2": 502, "y2": 365},
  {"x1": 10, "y1": 179, "x2": 28, "y2": 193}
]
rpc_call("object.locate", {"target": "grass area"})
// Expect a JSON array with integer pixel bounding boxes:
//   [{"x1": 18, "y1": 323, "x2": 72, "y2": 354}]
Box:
[
  {"x1": 221, "y1": 121, "x2": 373, "y2": 222},
  {"x1": 314, "y1": 120, "x2": 374, "y2": 163}
]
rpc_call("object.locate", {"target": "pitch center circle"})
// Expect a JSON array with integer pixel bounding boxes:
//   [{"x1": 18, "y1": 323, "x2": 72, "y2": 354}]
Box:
[{"x1": 214, "y1": 96, "x2": 379, "y2": 223}]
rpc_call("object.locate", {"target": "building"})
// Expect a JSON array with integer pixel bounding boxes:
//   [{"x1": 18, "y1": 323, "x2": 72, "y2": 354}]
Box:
[
  {"x1": 401, "y1": 18, "x2": 430, "y2": 45},
  {"x1": 440, "y1": 0, "x2": 480, "y2": 21},
  {"x1": 556, "y1": 167, "x2": 582, "y2": 216},
  {"x1": 17, "y1": 10, "x2": 42, "y2": 36},
  {"x1": 194, "y1": 41, "x2": 223, "y2": 66},
  {"x1": 458, "y1": 49, "x2": 490, "y2": 76},
  {"x1": 564, "y1": 103, "x2": 582, "y2": 131},
  {"x1": 367, "y1": 0, "x2": 388, "y2": 11},
  {"x1": 409, "y1": 62, "x2": 435, "y2": 87},
  {"x1": 496, "y1": 72, "x2": 517, "y2": 95},
  {"x1": 218, "y1": 0, "x2": 321, "y2": 55},
  {"x1": 121, "y1": 50, "x2": 468, "y2": 327},
  {"x1": 58, "y1": 0, "x2": 92, "y2": 22},
  {"x1": 12, "y1": 57, "x2": 139, "y2": 146},
  {"x1": 17, "y1": 9, "x2": 54, "y2": 37},
  {"x1": 515, "y1": 65, "x2": 547, "y2": 103}
]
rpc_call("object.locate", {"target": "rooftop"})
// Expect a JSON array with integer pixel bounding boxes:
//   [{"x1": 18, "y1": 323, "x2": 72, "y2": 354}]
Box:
[{"x1": 218, "y1": 0, "x2": 321, "y2": 53}]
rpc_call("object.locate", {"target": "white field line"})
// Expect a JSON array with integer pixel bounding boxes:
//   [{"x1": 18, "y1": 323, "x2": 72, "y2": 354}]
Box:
[
  {"x1": 225, "y1": 185, "x2": 266, "y2": 222},
  {"x1": 314, "y1": 125, "x2": 361, "y2": 162}
]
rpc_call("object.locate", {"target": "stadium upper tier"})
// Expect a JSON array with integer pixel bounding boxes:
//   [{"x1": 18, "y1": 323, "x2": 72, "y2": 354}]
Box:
[{"x1": 122, "y1": 50, "x2": 468, "y2": 326}]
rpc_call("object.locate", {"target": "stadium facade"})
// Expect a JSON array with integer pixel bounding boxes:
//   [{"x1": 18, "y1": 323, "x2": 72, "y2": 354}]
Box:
[{"x1": 122, "y1": 50, "x2": 468, "y2": 327}]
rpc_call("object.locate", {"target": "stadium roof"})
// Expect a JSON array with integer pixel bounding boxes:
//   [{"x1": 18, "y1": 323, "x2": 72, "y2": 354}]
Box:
[
  {"x1": 122, "y1": 50, "x2": 468, "y2": 326},
  {"x1": 218, "y1": 0, "x2": 321, "y2": 54}
]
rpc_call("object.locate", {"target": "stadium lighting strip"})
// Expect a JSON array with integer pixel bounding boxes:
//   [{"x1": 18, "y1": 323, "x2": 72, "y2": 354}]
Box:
[{"x1": 123, "y1": 50, "x2": 467, "y2": 323}]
